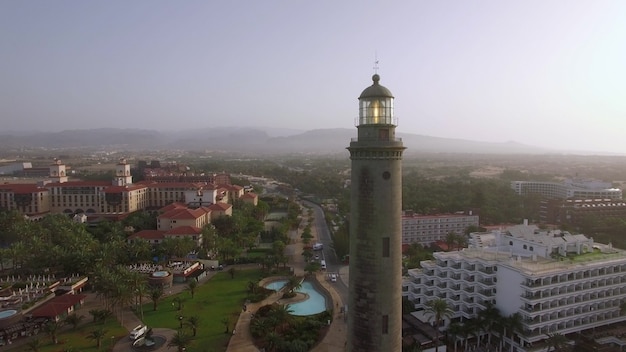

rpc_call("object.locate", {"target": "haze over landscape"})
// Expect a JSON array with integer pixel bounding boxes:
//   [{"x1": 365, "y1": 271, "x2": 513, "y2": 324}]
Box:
[{"x1": 2, "y1": 1, "x2": 626, "y2": 153}]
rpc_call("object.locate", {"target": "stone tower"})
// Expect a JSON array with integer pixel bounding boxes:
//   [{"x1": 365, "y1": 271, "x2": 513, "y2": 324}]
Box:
[{"x1": 347, "y1": 74, "x2": 405, "y2": 351}]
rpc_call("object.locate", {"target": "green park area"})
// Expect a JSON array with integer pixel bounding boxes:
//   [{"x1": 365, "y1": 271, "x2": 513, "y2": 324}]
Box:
[
  {"x1": 7, "y1": 268, "x2": 261, "y2": 352},
  {"x1": 141, "y1": 269, "x2": 262, "y2": 351}
]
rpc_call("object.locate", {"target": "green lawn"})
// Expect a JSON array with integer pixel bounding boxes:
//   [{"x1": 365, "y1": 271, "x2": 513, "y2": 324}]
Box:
[
  {"x1": 142, "y1": 268, "x2": 263, "y2": 352},
  {"x1": 6, "y1": 319, "x2": 127, "y2": 352}
]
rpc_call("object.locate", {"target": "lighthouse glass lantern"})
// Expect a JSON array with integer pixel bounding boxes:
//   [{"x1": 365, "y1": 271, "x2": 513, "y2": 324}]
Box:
[{"x1": 358, "y1": 74, "x2": 394, "y2": 126}]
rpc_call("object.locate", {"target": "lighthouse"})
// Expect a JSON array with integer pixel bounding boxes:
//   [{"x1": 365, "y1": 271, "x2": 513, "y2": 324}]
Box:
[{"x1": 347, "y1": 74, "x2": 405, "y2": 351}]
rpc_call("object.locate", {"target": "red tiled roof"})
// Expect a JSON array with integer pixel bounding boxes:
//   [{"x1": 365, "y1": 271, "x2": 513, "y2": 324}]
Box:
[
  {"x1": 220, "y1": 184, "x2": 243, "y2": 191},
  {"x1": 165, "y1": 226, "x2": 202, "y2": 235},
  {"x1": 208, "y1": 203, "x2": 231, "y2": 211},
  {"x1": 46, "y1": 181, "x2": 111, "y2": 187},
  {"x1": 159, "y1": 207, "x2": 209, "y2": 220},
  {"x1": 129, "y1": 230, "x2": 166, "y2": 240},
  {"x1": 159, "y1": 202, "x2": 187, "y2": 212},
  {"x1": 137, "y1": 181, "x2": 203, "y2": 189},
  {"x1": 30, "y1": 294, "x2": 87, "y2": 318},
  {"x1": 0, "y1": 184, "x2": 47, "y2": 193},
  {"x1": 103, "y1": 184, "x2": 147, "y2": 193}
]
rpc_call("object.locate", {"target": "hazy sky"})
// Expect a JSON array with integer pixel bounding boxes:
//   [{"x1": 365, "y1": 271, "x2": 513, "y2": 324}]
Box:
[{"x1": 2, "y1": 1, "x2": 626, "y2": 153}]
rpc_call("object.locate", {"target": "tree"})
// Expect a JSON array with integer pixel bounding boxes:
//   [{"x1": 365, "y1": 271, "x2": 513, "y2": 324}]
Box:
[
  {"x1": 86, "y1": 327, "x2": 108, "y2": 349},
  {"x1": 424, "y1": 299, "x2": 453, "y2": 352},
  {"x1": 477, "y1": 301, "x2": 501, "y2": 347},
  {"x1": 221, "y1": 317, "x2": 231, "y2": 333},
  {"x1": 186, "y1": 279, "x2": 198, "y2": 299},
  {"x1": 504, "y1": 313, "x2": 523, "y2": 352},
  {"x1": 173, "y1": 296, "x2": 185, "y2": 311},
  {"x1": 150, "y1": 286, "x2": 164, "y2": 311},
  {"x1": 64, "y1": 314, "x2": 84, "y2": 330},
  {"x1": 25, "y1": 338, "x2": 42, "y2": 352},
  {"x1": 545, "y1": 332, "x2": 569, "y2": 352},
  {"x1": 168, "y1": 330, "x2": 193, "y2": 352},
  {"x1": 447, "y1": 321, "x2": 463, "y2": 352},
  {"x1": 44, "y1": 320, "x2": 62, "y2": 344},
  {"x1": 286, "y1": 275, "x2": 302, "y2": 294},
  {"x1": 269, "y1": 304, "x2": 295, "y2": 333},
  {"x1": 186, "y1": 315, "x2": 200, "y2": 336}
]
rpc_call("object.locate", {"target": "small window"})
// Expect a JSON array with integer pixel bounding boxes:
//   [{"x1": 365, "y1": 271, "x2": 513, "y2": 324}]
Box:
[
  {"x1": 523, "y1": 245, "x2": 527, "y2": 250},
  {"x1": 509, "y1": 241, "x2": 513, "y2": 245},
  {"x1": 383, "y1": 237, "x2": 390, "y2": 257},
  {"x1": 530, "y1": 246, "x2": 534, "y2": 251},
  {"x1": 382, "y1": 315, "x2": 389, "y2": 334}
]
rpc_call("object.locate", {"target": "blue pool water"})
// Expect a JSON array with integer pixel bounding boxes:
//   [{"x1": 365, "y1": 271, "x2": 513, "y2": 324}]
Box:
[{"x1": 264, "y1": 280, "x2": 327, "y2": 316}]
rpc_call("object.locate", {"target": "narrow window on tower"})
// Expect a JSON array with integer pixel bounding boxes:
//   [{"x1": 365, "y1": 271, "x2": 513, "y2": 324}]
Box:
[
  {"x1": 382, "y1": 314, "x2": 389, "y2": 334},
  {"x1": 383, "y1": 237, "x2": 390, "y2": 257}
]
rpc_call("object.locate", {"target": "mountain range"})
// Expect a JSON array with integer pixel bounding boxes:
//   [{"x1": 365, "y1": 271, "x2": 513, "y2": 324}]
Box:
[{"x1": 0, "y1": 127, "x2": 552, "y2": 155}]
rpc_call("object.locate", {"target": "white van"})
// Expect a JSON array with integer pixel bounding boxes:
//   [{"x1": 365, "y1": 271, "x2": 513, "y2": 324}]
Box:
[
  {"x1": 129, "y1": 325, "x2": 147, "y2": 340},
  {"x1": 313, "y1": 243, "x2": 323, "y2": 251},
  {"x1": 320, "y1": 260, "x2": 326, "y2": 270},
  {"x1": 330, "y1": 273, "x2": 337, "y2": 282}
]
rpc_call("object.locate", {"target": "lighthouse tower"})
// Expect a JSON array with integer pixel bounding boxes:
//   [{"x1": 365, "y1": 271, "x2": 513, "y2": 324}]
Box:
[{"x1": 347, "y1": 74, "x2": 405, "y2": 351}]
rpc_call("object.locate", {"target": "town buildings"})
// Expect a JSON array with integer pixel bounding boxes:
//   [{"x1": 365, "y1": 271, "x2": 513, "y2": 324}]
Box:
[
  {"x1": 403, "y1": 223, "x2": 626, "y2": 351},
  {"x1": 540, "y1": 198, "x2": 626, "y2": 226},
  {"x1": 347, "y1": 74, "x2": 405, "y2": 351},
  {"x1": 402, "y1": 211, "x2": 479, "y2": 246}
]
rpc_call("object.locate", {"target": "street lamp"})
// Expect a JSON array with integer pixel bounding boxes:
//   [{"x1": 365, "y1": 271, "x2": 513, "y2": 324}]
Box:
[{"x1": 179, "y1": 315, "x2": 184, "y2": 329}]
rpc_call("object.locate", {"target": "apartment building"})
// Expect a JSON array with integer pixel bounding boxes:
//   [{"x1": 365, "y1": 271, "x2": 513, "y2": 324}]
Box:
[
  {"x1": 403, "y1": 224, "x2": 626, "y2": 351},
  {"x1": 402, "y1": 211, "x2": 479, "y2": 246}
]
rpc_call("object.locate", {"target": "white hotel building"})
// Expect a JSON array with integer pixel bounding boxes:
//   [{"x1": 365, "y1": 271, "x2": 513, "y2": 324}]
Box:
[
  {"x1": 402, "y1": 211, "x2": 479, "y2": 246},
  {"x1": 403, "y1": 224, "x2": 626, "y2": 350},
  {"x1": 511, "y1": 178, "x2": 622, "y2": 200}
]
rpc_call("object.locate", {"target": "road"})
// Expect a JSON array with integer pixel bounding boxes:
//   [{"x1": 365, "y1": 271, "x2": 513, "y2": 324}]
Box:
[{"x1": 302, "y1": 200, "x2": 349, "y2": 306}]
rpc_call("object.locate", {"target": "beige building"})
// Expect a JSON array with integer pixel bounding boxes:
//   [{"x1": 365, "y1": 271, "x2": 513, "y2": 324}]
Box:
[{"x1": 1, "y1": 159, "x2": 249, "y2": 222}]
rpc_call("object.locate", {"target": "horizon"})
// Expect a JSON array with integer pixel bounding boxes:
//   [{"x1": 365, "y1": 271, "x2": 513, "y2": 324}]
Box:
[{"x1": 2, "y1": 1, "x2": 626, "y2": 153}]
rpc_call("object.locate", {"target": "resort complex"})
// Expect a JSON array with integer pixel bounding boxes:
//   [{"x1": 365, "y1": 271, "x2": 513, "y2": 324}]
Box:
[{"x1": 404, "y1": 223, "x2": 626, "y2": 351}]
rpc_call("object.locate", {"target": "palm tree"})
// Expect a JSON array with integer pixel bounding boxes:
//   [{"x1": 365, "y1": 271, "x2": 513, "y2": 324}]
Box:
[
  {"x1": 265, "y1": 331, "x2": 282, "y2": 352},
  {"x1": 286, "y1": 275, "x2": 303, "y2": 293},
  {"x1": 424, "y1": 299, "x2": 453, "y2": 352},
  {"x1": 25, "y1": 338, "x2": 42, "y2": 352},
  {"x1": 168, "y1": 330, "x2": 193, "y2": 352},
  {"x1": 150, "y1": 286, "x2": 164, "y2": 311},
  {"x1": 64, "y1": 314, "x2": 84, "y2": 330},
  {"x1": 186, "y1": 279, "x2": 198, "y2": 299},
  {"x1": 186, "y1": 315, "x2": 200, "y2": 336},
  {"x1": 44, "y1": 320, "x2": 62, "y2": 344},
  {"x1": 545, "y1": 332, "x2": 569, "y2": 352},
  {"x1": 270, "y1": 304, "x2": 295, "y2": 333},
  {"x1": 251, "y1": 318, "x2": 270, "y2": 338},
  {"x1": 86, "y1": 327, "x2": 108, "y2": 349},
  {"x1": 477, "y1": 301, "x2": 501, "y2": 348},
  {"x1": 504, "y1": 313, "x2": 523, "y2": 352},
  {"x1": 173, "y1": 296, "x2": 185, "y2": 311},
  {"x1": 447, "y1": 321, "x2": 463, "y2": 352}
]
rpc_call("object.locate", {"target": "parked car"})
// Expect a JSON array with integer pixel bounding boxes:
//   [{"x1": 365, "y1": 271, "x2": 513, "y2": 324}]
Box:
[{"x1": 129, "y1": 325, "x2": 147, "y2": 340}]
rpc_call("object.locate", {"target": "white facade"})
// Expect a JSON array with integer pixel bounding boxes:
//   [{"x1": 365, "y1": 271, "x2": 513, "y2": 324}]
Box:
[
  {"x1": 511, "y1": 179, "x2": 622, "y2": 200},
  {"x1": 402, "y1": 212, "x2": 479, "y2": 246},
  {"x1": 403, "y1": 224, "x2": 626, "y2": 350}
]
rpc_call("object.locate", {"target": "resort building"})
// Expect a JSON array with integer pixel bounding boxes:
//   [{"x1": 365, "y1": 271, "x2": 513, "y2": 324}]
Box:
[
  {"x1": 0, "y1": 159, "x2": 248, "y2": 222},
  {"x1": 511, "y1": 179, "x2": 622, "y2": 200},
  {"x1": 540, "y1": 198, "x2": 626, "y2": 226},
  {"x1": 402, "y1": 211, "x2": 479, "y2": 246},
  {"x1": 403, "y1": 223, "x2": 626, "y2": 351}
]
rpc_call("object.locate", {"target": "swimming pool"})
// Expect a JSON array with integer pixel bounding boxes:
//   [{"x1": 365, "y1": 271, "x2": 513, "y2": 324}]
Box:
[
  {"x1": 264, "y1": 280, "x2": 327, "y2": 316},
  {"x1": 0, "y1": 310, "x2": 16, "y2": 319}
]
